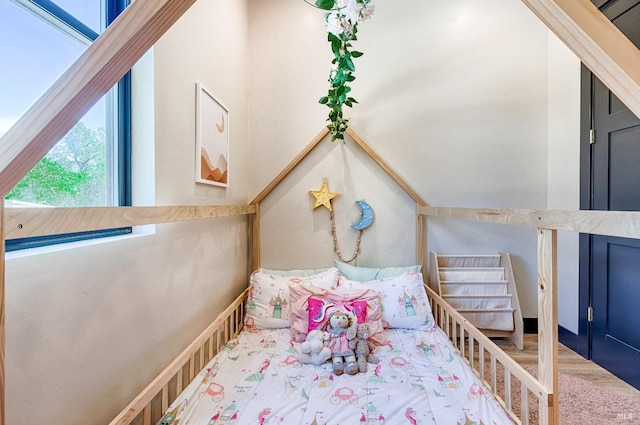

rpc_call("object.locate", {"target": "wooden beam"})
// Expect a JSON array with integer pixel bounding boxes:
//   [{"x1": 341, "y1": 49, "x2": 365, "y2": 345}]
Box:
[
  {"x1": 0, "y1": 0, "x2": 198, "y2": 197},
  {"x1": 251, "y1": 204, "x2": 261, "y2": 272},
  {"x1": 252, "y1": 127, "x2": 428, "y2": 208},
  {"x1": 5, "y1": 205, "x2": 256, "y2": 239},
  {"x1": 522, "y1": 0, "x2": 640, "y2": 118},
  {"x1": 416, "y1": 207, "x2": 426, "y2": 271},
  {"x1": 420, "y1": 206, "x2": 640, "y2": 239},
  {"x1": 537, "y1": 228, "x2": 559, "y2": 425}
]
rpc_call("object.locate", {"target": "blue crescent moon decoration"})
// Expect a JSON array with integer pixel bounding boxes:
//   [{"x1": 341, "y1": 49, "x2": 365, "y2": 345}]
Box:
[{"x1": 351, "y1": 200, "x2": 374, "y2": 230}]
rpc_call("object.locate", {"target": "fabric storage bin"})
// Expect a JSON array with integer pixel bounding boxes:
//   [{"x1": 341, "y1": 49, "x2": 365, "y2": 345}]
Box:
[
  {"x1": 429, "y1": 251, "x2": 524, "y2": 349},
  {"x1": 439, "y1": 267, "x2": 505, "y2": 282},
  {"x1": 458, "y1": 309, "x2": 515, "y2": 331},
  {"x1": 441, "y1": 281, "x2": 509, "y2": 295},
  {"x1": 435, "y1": 255, "x2": 501, "y2": 269},
  {"x1": 444, "y1": 294, "x2": 513, "y2": 310}
]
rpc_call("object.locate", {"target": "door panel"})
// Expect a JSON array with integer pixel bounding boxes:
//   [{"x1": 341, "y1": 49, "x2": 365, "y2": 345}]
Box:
[
  {"x1": 590, "y1": 77, "x2": 640, "y2": 388},
  {"x1": 591, "y1": 82, "x2": 640, "y2": 211},
  {"x1": 608, "y1": 125, "x2": 640, "y2": 210},
  {"x1": 592, "y1": 236, "x2": 640, "y2": 388},
  {"x1": 586, "y1": 0, "x2": 640, "y2": 390}
]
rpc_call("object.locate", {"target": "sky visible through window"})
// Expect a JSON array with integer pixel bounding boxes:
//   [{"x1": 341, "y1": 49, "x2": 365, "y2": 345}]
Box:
[
  {"x1": 50, "y1": 0, "x2": 100, "y2": 32},
  {"x1": 0, "y1": 0, "x2": 102, "y2": 139}
]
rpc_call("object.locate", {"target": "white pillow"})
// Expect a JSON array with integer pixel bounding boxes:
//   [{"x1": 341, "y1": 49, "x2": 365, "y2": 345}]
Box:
[
  {"x1": 245, "y1": 267, "x2": 339, "y2": 329},
  {"x1": 259, "y1": 267, "x2": 330, "y2": 277},
  {"x1": 335, "y1": 260, "x2": 422, "y2": 281},
  {"x1": 338, "y1": 271, "x2": 435, "y2": 330}
]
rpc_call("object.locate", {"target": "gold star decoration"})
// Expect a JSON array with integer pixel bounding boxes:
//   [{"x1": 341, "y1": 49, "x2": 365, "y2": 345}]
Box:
[{"x1": 309, "y1": 181, "x2": 339, "y2": 212}]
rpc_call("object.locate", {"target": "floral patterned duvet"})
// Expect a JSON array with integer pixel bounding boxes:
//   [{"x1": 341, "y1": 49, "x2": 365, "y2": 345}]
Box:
[{"x1": 158, "y1": 327, "x2": 512, "y2": 425}]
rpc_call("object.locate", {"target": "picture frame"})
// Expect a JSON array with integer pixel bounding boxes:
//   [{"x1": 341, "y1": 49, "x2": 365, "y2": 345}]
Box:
[{"x1": 196, "y1": 82, "x2": 229, "y2": 187}]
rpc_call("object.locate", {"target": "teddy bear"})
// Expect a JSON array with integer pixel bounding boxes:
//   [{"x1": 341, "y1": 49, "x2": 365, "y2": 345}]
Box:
[
  {"x1": 323, "y1": 309, "x2": 358, "y2": 375},
  {"x1": 350, "y1": 323, "x2": 379, "y2": 373},
  {"x1": 298, "y1": 329, "x2": 332, "y2": 366}
]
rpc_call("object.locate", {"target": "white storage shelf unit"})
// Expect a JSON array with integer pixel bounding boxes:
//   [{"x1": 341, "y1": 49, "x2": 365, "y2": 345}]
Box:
[{"x1": 429, "y1": 252, "x2": 524, "y2": 350}]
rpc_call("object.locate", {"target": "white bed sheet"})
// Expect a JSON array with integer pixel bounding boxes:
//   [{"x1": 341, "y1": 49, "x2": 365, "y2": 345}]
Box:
[{"x1": 158, "y1": 327, "x2": 512, "y2": 425}]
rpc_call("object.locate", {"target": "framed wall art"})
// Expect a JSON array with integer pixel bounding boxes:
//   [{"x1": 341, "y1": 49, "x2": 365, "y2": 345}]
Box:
[{"x1": 196, "y1": 82, "x2": 229, "y2": 187}]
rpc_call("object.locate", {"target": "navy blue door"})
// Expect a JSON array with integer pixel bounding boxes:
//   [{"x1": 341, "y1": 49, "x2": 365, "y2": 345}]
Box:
[{"x1": 589, "y1": 0, "x2": 640, "y2": 390}]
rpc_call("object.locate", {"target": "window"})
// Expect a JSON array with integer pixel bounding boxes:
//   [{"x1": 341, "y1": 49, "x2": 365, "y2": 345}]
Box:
[{"x1": 2, "y1": 0, "x2": 132, "y2": 251}]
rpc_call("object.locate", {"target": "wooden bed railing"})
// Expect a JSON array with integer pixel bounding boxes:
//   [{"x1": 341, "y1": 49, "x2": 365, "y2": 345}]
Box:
[
  {"x1": 427, "y1": 286, "x2": 548, "y2": 425},
  {"x1": 420, "y1": 206, "x2": 640, "y2": 425},
  {"x1": 109, "y1": 288, "x2": 248, "y2": 425},
  {"x1": 107, "y1": 283, "x2": 547, "y2": 425},
  {"x1": 104, "y1": 283, "x2": 548, "y2": 425}
]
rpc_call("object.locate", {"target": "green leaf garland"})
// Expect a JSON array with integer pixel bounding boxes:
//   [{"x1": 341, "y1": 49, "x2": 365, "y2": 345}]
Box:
[{"x1": 310, "y1": 0, "x2": 375, "y2": 142}]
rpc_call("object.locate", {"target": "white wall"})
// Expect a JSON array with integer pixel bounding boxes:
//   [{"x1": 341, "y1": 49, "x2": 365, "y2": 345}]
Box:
[
  {"x1": 249, "y1": 0, "x2": 561, "y2": 318},
  {"x1": 154, "y1": 0, "x2": 250, "y2": 206},
  {"x1": 258, "y1": 140, "x2": 417, "y2": 270},
  {"x1": 547, "y1": 35, "x2": 581, "y2": 333},
  {"x1": 5, "y1": 1, "x2": 250, "y2": 424}
]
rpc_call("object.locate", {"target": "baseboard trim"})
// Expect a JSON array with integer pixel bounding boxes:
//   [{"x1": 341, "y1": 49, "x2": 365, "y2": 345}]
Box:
[{"x1": 524, "y1": 317, "x2": 537, "y2": 334}]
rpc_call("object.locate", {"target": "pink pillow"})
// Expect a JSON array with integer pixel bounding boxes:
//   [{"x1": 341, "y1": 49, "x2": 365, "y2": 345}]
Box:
[
  {"x1": 288, "y1": 283, "x2": 386, "y2": 345},
  {"x1": 244, "y1": 267, "x2": 339, "y2": 330},
  {"x1": 307, "y1": 297, "x2": 367, "y2": 332}
]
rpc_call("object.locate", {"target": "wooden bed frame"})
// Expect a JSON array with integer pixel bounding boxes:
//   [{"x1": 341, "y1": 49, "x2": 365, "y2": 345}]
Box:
[
  {"x1": 2, "y1": 1, "x2": 640, "y2": 425},
  {"x1": 105, "y1": 126, "x2": 640, "y2": 425},
  {"x1": 106, "y1": 281, "x2": 551, "y2": 425}
]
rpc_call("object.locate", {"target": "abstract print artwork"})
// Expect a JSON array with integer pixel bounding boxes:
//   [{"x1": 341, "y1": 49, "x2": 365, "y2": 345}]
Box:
[{"x1": 196, "y1": 82, "x2": 229, "y2": 187}]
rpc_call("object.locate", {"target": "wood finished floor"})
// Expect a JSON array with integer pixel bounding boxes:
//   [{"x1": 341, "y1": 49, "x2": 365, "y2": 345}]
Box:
[{"x1": 493, "y1": 334, "x2": 640, "y2": 405}]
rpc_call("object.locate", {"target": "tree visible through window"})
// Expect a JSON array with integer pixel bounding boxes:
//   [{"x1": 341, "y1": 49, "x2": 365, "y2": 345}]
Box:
[{"x1": 6, "y1": 123, "x2": 107, "y2": 206}]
